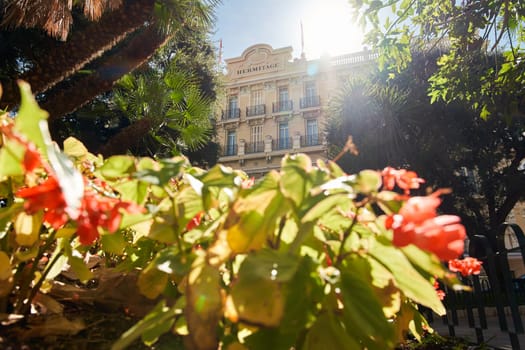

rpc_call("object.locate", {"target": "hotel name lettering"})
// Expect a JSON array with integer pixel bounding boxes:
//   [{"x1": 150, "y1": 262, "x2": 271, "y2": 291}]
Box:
[{"x1": 236, "y1": 63, "x2": 278, "y2": 75}]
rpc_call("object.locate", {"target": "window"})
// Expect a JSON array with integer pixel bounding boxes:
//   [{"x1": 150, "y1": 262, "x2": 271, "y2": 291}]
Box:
[
  {"x1": 227, "y1": 96, "x2": 239, "y2": 119},
  {"x1": 278, "y1": 122, "x2": 289, "y2": 149},
  {"x1": 279, "y1": 87, "x2": 289, "y2": 102},
  {"x1": 250, "y1": 125, "x2": 263, "y2": 153},
  {"x1": 276, "y1": 86, "x2": 292, "y2": 112},
  {"x1": 306, "y1": 119, "x2": 319, "y2": 146},
  {"x1": 226, "y1": 130, "x2": 237, "y2": 155},
  {"x1": 248, "y1": 90, "x2": 265, "y2": 116},
  {"x1": 251, "y1": 90, "x2": 263, "y2": 106},
  {"x1": 305, "y1": 81, "x2": 316, "y2": 98},
  {"x1": 302, "y1": 81, "x2": 319, "y2": 108}
]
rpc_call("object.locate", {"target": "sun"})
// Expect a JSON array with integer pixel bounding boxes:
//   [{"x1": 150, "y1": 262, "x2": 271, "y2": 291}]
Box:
[{"x1": 301, "y1": 0, "x2": 365, "y2": 58}]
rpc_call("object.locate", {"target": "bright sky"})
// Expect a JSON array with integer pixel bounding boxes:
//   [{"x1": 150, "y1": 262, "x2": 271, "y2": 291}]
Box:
[{"x1": 212, "y1": 0, "x2": 366, "y2": 61}]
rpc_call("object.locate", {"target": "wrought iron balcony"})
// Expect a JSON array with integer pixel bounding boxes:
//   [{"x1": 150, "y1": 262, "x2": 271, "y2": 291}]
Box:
[
  {"x1": 272, "y1": 100, "x2": 293, "y2": 113},
  {"x1": 222, "y1": 108, "x2": 240, "y2": 120},
  {"x1": 273, "y1": 137, "x2": 293, "y2": 150},
  {"x1": 301, "y1": 134, "x2": 321, "y2": 147},
  {"x1": 222, "y1": 144, "x2": 237, "y2": 156},
  {"x1": 300, "y1": 95, "x2": 320, "y2": 109},
  {"x1": 245, "y1": 141, "x2": 265, "y2": 154},
  {"x1": 246, "y1": 104, "x2": 266, "y2": 117}
]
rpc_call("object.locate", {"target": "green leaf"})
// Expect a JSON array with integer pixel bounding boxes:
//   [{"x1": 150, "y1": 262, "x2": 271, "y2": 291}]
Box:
[
  {"x1": 229, "y1": 273, "x2": 284, "y2": 327},
  {"x1": 402, "y1": 245, "x2": 447, "y2": 279},
  {"x1": 376, "y1": 191, "x2": 403, "y2": 214},
  {"x1": 303, "y1": 312, "x2": 360, "y2": 350},
  {"x1": 240, "y1": 249, "x2": 300, "y2": 283},
  {"x1": 280, "y1": 154, "x2": 312, "y2": 207},
  {"x1": 226, "y1": 210, "x2": 266, "y2": 253},
  {"x1": 185, "y1": 261, "x2": 221, "y2": 350},
  {"x1": 153, "y1": 247, "x2": 195, "y2": 278},
  {"x1": 137, "y1": 263, "x2": 168, "y2": 299},
  {"x1": 112, "y1": 301, "x2": 177, "y2": 350},
  {"x1": 302, "y1": 193, "x2": 353, "y2": 224},
  {"x1": 339, "y1": 257, "x2": 395, "y2": 349},
  {"x1": 356, "y1": 169, "x2": 382, "y2": 194},
  {"x1": 149, "y1": 213, "x2": 178, "y2": 244},
  {"x1": 100, "y1": 231, "x2": 127, "y2": 255},
  {"x1": 369, "y1": 239, "x2": 445, "y2": 315},
  {"x1": 63, "y1": 137, "x2": 90, "y2": 160},
  {"x1": 114, "y1": 179, "x2": 148, "y2": 204},
  {"x1": 0, "y1": 140, "x2": 25, "y2": 178},
  {"x1": 15, "y1": 81, "x2": 48, "y2": 156},
  {"x1": 199, "y1": 164, "x2": 237, "y2": 187},
  {"x1": 100, "y1": 156, "x2": 135, "y2": 179},
  {"x1": 68, "y1": 255, "x2": 93, "y2": 283}
]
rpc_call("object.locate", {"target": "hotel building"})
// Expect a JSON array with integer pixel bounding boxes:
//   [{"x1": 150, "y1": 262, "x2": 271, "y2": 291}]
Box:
[{"x1": 215, "y1": 44, "x2": 377, "y2": 177}]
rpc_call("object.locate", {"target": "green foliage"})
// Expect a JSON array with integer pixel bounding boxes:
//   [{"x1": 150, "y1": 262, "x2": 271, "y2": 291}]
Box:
[
  {"x1": 349, "y1": 0, "x2": 525, "y2": 120},
  {"x1": 325, "y1": 53, "x2": 525, "y2": 249},
  {"x1": 0, "y1": 84, "x2": 473, "y2": 349}
]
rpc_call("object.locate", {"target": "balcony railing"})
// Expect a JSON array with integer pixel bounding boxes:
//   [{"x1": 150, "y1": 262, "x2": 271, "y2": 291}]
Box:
[
  {"x1": 245, "y1": 141, "x2": 265, "y2": 154},
  {"x1": 223, "y1": 144, "x2": 237, "y2": 156},
  {"x1": 272, "y1": 100, "x2": 293, "y2": 113},
  {"x1": 300, "y1": 95, "x2": 320, "y2": 109},
  {"x1": 222, "y1": 108, "x2": 240, "y2": 120},
  {"x1": 246, "y1": 104, "x2": 266, "y2": 117},
  {"x1": 273, "y1": 137, "x2": 293, "y2": 150},
  {"x1": 301, "y1": 134, "x2": 321, "y2": 147}
]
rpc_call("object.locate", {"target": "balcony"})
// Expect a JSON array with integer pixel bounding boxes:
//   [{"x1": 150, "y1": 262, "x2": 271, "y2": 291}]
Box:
[
  {"x1": 246, "y1": 104, "x2": 266, "y2": 117},
  {"x1": 300, "y1": 95, "x2": 320, "y2": 109},
  {"x1": 272, "y1": 100, "x2": 293, "y2": 113},
  {"x1": 273, "y1": 137, "x2": 293, "y2": 150},
  {"x1": 245, "y1": 141, "x2": 265, "y2": 154},
  {"x1": 222, "y1": 144, "x2": 237, "y2": 156},
  {"x1": 301, "y1": 134, "x2": 321, "y2": 147},
  {"x1": 222, "y1": 108, "x2": 240, "y2": 120}
]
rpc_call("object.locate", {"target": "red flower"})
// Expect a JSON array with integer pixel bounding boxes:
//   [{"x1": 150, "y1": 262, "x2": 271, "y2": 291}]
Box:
[
  {"x1": 386, "y1": 194, "x2": 466, "y2": 261},
  {"x1": 433, "y1": 280, "x2": 445, "y2": 300},
  {"x1": 448, "y1": 257, "x2": 482, "y2": 276},
  {"x1": 23, "y1": 143, "x2": 43, "y2": 172},
  {"x1": 186, "y1": 211, "x2": 204, "y2": 231},
  {"x1": 381, "y1": 167, "x2": 425, "y2": 194},
  {"x1": 16, "y1": 176, "x2": 69, "y2": 229},
  {"x1": 75, "y1": 189, "x2": 144, "y2": 245},
  {"x1": 17, "y1": 174, "x2": 144, "y2": 245}
]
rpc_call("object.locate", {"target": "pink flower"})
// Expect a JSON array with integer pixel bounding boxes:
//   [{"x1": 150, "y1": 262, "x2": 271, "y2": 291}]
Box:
[
  {"x1": 381, "y1": 167, "x2": 425, "y2": 194},
  {"x1": 386, "y1": 194, "x2": 466, "y2": 261},
  {"x1": 448, "y1": 257, "x2": 482, "y2": 276}
]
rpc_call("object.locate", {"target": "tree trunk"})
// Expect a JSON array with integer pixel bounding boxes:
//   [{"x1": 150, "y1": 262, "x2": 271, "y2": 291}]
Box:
[
  {"x1": 0, "y1": 0, "x2": 155, "y2": 108},
  {"x1": 97, "y1": 117, "x2": 153, "y2": 157},
  {"x1": 43, "y1": 25, "x2": 172, "y2": 121}
]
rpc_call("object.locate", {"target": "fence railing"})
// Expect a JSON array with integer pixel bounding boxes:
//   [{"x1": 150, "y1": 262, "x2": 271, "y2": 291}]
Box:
[
  {"x1": 427, "y1": 223, "x2": 525, "y2": 349},
  {"x1": 273, "y1": 137, "x2": 292, "y2": 150},
  {"x1": 272, "y1": 100, "x2": 293, "y2": 113},
  {"x1": 246, "y1": 104, "x2": 266, "y2": 117},
  {"x1": 222, "y1": 144, "x2": 237, "y2": 156},
  {"x1": 245, "y1": 141, "x2": 264, "y2": 154}
]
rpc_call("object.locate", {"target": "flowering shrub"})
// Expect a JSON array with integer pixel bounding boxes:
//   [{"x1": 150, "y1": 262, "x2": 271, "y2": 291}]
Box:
[{"x1": 0, "y1": 82, "x2": 481, "y2": 349}]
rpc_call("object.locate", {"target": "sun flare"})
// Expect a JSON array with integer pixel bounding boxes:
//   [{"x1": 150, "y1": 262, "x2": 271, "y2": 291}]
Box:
[{"x1": 301, "y1": 0, "x2": 365, "y2": 58}]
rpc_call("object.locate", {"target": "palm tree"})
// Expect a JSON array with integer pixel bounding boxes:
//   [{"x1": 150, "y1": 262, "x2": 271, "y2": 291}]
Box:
[
  {"x1": 96, "y1": 63, "x2": 214, "y2": 158},
  {"x1": 0, "y1": 0, "x2": 220, "y2": 121},
  {"x1": 1, "y1": 0, "x2": 124, "y2": 41}
]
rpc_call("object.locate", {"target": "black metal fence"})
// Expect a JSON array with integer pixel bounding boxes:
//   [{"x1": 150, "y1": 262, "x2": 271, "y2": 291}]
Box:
[{"x1": 427, "y1": 223, "x2": 525, "y2": 349}]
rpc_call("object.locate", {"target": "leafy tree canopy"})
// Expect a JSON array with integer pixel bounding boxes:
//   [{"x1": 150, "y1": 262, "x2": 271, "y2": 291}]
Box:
[
  {"x1": 349, "y1": 0, "x2": 525, "y2": 120},
  {"x1": 326, "y1": 51, "x2": 525, "y2": 250}
]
